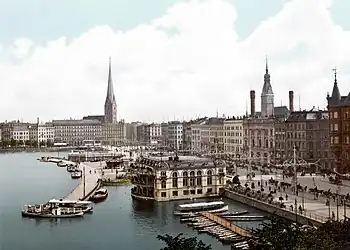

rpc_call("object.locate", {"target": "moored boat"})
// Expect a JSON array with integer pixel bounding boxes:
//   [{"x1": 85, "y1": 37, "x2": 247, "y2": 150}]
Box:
[
  {"x1": 21, "y1": 204, "x2": 84, "y2": 218},
  {"x1": 89, "y1": 188, "x2": 108, "y2": 203},
  {"x1": 57, "y1": 161, "x2": 67, "y2": 167},
  {"x1": 67, "y1": 165, "x2": 78, "y2": 172},
  {"x1": 174, "y1": 201, "x2": 229, "y2": 216},
  {"x1": 71, "y1": 171, "x2": 82, "y2": 179}
]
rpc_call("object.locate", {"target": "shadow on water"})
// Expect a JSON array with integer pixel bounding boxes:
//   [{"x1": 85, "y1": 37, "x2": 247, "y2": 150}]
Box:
[{"x1": 22, "y1": 216, "x2": 85, "y2": 228}]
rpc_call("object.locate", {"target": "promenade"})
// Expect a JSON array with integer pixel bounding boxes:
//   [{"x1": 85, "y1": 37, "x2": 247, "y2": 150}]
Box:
[
  {"x1": 236, "y1": 167, "x2": 350, "y2": 221},
  {"x1": 64, "y1": 161, "x2": 104, "y2": 200}
]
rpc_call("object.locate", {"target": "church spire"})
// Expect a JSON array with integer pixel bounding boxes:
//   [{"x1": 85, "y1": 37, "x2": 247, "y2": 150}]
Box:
[
  {"x1": 104, "y1": 56, "x2": 117, "y2": 123},
  {"x1": 265, "y1": 55, "x2": 268, "y2": 74},
  {"x1": 106, "y1": 56, "x2": 115, "y2": 102}
]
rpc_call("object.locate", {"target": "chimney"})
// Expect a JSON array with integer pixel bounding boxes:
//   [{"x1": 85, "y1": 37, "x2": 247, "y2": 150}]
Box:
[
  {"x1": 250, "y1": 90, "x2": 255, "y2": 116},
  {"x1": 289, "y1": 90, "x2": 294, "y2": 112}
]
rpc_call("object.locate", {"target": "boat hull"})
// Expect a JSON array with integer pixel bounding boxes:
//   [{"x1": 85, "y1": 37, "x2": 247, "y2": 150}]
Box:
[
  {"x1": 89, "y1": 193, "x2": 108, "y2": 203},
  {"x1": 174, "y1": 205, "x2": 229, "y2": 216},
  {"x1": 21, "y1": 211, "x2": 84, "y2": 218}
]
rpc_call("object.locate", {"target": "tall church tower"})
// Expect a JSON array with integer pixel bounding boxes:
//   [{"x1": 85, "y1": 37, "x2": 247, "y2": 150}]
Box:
[
  {"x1": 104, "y1": 57, "x2": 117, "y2": 124},
  {"x1": 261, "y1": 56, "x2": 274, "y2": 118}
]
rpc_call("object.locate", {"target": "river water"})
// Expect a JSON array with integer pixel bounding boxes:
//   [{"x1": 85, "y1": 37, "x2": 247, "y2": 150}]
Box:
[{"x1": 0, "y1": 152, "x2": 267, "y2": 250}]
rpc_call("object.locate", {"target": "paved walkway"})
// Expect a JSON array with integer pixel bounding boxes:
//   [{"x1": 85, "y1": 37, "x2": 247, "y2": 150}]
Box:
[
  {"x1": 64, "y1": 162, "x2": 103, "y2": 200},
  {"x1": 236, "y1": 167, "x2": 350, "y2": 221}
]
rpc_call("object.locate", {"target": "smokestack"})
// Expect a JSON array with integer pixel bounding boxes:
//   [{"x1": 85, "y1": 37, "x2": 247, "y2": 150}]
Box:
[
  {"x1": 250, "y1": 90, "x2": 256, "y2": 117},
  {"x1": 289, "y1": 91, "x2": 294, "y2": 112}
]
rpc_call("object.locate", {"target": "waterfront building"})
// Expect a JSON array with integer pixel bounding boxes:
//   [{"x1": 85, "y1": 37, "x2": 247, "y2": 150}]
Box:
[
  {"x1": 125, "y1": 122, "x2": 142, "y2": 142},
  {"x1": 52, "y1": 119, "x2": 102, "y2": 146},
  {"x1": 223, "y1": 118, "x2": 244, "y2": 157},
  {"x1": 104, "y1": 57, "x2": 117, "y2": 124},
  {"x1": 145, "y1": 123, "x2": 162, "y2": 145},
  {"x1": 28, "y1": 122, "x2": 55, "y2": 145},
  {"x1": 285, "y1": 110, "x2": 333, "y2": 170},
  {"x1": 182, "y1": 121, "x2": 192, "y2": 151},
  {"x1": 274, "y1": 119, "x2": 286, "y2": 163},
  {"x1": 136, "y1": 123, "x2": 148, "y2": 144},
  {"x1": 131, "y1": 155, "x2": 226, "y2": 201},
  {"x1": 167, "y1": 121, "x2": 183, "y2": 150},
  {"x1": 0, "y1": 121, "x2": 30, "y2": 143},
  {"x1": 160, "y1": 122, "x2": 169, "y2": 146},
  {"x1": 327, "y1": 70, "x2": 350, "y2": 173},
  {"x1": 103, "y1": 121, "x2": 126, "y2": 145}
]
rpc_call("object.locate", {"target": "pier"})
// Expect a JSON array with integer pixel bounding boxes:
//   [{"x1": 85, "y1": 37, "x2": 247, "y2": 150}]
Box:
[
  {"x1": 64, "y1": 162, "x2": 102, "y2": 200},
  {"x1": 201, "y1": 212, "x2": 253, "y2": 238}
]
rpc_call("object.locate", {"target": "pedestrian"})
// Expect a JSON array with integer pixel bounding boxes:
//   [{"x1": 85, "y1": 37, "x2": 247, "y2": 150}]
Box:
[
  {"x1": 286, "y1": 194, "x2": 288, "y2": 200},
  {"x1": 332, "y1": 211, "x2": 335, "y2": 220}
]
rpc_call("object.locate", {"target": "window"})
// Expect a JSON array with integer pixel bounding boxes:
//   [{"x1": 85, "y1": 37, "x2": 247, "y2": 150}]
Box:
[
  {"x1": 172, "y1": 191, "x2": 178, "y2": 196},
  {"x1": 196, "y1": 171, "x2": 202, "y2": 186},
  {"x1": 335, "y1": 136, "x2": 339, "y2": 144},
  {"x1": 334, "y1": 112, "x2": 338, "y2": 119},
  {"x1": 207, "y1": 188, "x2": 213, "y2": 194},
  {"x1": 161, "y1": 192, "x2": 166, "y2": 197},
  {"x1": 172, "y1": 172, "x2": 178, "y2": 188},
  {"x1": 183, "y1": 190, "x2": 189, "y2": 195},
  {"x1": 189, "y1": 171, "x2": 195, "y2": 187},
  {"x1": 161, "y1": 171, "x2": 166, "y2": 177},
  {"x1": 183, "y1": 171, "x2": 188, "y2": 187},
  {"x1": 190, "y1": 190, "x2": 195, "y2": 195},
  {"x1": 161, "y1": 180, "x2": 166, "y2": 189},
  {"x1": 207, "y1": 170, "x2": 212, "y2": 185},
  {"x1": 197, "y1": 189, "x2": 203, "y2": 194},
  {"x1": 334, "y1": 123, "x2": 339, "y2": 131},
  {"x1": 219, "y1": 177, "x2": 223, "y2": 185}
]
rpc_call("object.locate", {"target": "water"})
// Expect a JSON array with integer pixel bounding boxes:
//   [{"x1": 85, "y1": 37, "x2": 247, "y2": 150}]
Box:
[{"x1": 0, "y1": 152, "x2": 267, "y2": 250}]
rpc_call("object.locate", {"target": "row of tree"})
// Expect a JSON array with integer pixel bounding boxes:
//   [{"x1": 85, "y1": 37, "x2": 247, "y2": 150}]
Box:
[
  {"x1": 157, "y1": 217, "x2": 350, "y2": 250},
  {"x1": 0, "y1": 139, "x2": 54, "y2": 148}
]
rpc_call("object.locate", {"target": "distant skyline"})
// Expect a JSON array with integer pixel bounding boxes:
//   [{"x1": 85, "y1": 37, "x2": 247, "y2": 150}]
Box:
[{"x1": 1, "y1": 0, "x2": 350, "y2": 122}]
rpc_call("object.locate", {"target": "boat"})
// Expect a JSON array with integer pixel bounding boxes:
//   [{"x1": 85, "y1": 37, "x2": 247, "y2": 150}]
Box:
[
  {"x1": 48, "y1": 199, "x2": 93, "y2": 213},
  {"x1": 71, "y1": 171, "x2": 82, "y2": 179},
  {"x1": 89, "y1": 188, "x2": 108, "y2": 202},
  {"x1": 67, "y1": 165, "x2": 78, "y2": 172},
  {"x1": 57, "y1": 161, "x2": 67, "y2": 167},
  {"x1": 21, "y1": 204, "x2": 84, "y2": 218},
  {"x1": 174, "y1": 201, "x2": 229, "y2": 215}
]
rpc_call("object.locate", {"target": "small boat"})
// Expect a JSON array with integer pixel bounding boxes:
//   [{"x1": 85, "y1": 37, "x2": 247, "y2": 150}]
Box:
[
  {"x1": 174, "y1": 201, "x2": 229, "y2": 216},
  {"x1": 57, "y1": 161, "x2": 67, "y2": 167},
  {"x1": 89, "y1": 188, "x2": 108, "y2": 202},
  {"x1": 21, "y1": 204, "x2": 84, "y2": 218},
  {"x1": 71, "y1": 171, "x2": 82, "y2": 179},
  {"x1": 67, "y1": 165, "x2": 78, "y2": 172}
]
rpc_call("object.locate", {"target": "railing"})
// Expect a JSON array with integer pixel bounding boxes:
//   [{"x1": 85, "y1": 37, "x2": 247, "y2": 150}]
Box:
[{"x1": 225, "y1": 189, "x2": 326, "y2": 224}]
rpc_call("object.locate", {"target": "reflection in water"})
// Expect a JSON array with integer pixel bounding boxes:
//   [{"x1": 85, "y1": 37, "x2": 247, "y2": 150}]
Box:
[{"x1": 22, "y1": 216, "x2": 85, "y2": 228}]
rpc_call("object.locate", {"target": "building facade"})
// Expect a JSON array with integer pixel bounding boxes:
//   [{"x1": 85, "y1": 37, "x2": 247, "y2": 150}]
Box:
[
  {"x1": 145, "y1": 123, "x2": 162, "y2": 145},
  {"x1": 167, "y1": 121, "x2": 183, "y2": 150},
  {"x1": 28, "y1": 123, "x2": 55, "y2": 145},
  {"x1": 223, "y1": 118, "x2": 244, "y2": 157},
  {"x1": 52, "y1": 119, "x2": 103, "y2": 146},
  {"x1": 327, "y1": 71, "x2": 350, "y2": 173},
  {"x1": 103, "y1": 121, "x2": 126, "y2": 145},
  {"x1": 285, "y1": 110, "x2": 333, "y2": 170},
  {"x1": 131, "y1": 155, "x2": 226, "y2": 202}
]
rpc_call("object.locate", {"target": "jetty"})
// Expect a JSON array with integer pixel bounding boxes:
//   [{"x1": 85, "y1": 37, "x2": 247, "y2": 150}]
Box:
[
  {"x1": 64, "y1": 162, "x2": 102, "y2": 200},
  {"x1": 41, "y1": 157, "x2": 102, "y2": 201}
]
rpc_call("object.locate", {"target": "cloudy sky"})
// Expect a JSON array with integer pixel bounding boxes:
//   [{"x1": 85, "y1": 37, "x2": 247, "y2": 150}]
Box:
[{"x1": 1, "y1": 0, "x2": 350, "y2": 123}]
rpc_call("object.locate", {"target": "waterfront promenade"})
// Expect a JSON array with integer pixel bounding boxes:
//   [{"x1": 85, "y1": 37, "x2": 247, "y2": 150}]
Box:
[
  {"x1": 64, "y1": 161, "x2": 103, "y2": 200},
  {"x1": 236, "y1": 167, "x2": 350, "y2": 222}
]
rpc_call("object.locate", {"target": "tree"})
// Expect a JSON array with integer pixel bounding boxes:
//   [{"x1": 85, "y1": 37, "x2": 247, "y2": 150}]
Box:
[
  {"x1": 10, "y1": 139, "x2": 16, "y2": 148},
  {"x1": 157, "y1": 233, "x2": 211, "y2": 250}
]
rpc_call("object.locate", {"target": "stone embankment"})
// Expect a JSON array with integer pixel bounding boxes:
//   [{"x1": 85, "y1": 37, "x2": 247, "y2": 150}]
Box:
[{"x1": 224, "y1": 189, "x2": 325, "y2": 227}]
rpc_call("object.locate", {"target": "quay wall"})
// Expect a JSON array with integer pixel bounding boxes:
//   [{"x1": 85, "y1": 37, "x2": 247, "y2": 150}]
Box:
[
  {"x1": 82, "y1": 179, "x2": 102, "y2": 201},
  {"x1": 224, "y1": 190, "x2": 324, "y2": 227}
]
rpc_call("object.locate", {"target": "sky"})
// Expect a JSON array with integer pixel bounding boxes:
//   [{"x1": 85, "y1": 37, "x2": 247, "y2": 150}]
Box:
[{"x1": 1, "y1": 0, "x2": 350, "y2": 123}]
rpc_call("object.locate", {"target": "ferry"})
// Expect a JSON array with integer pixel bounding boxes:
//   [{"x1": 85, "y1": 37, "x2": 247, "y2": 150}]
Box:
[
  {"x1": 21, "y1": 204, "x2": 84, "y2": 218},
  {"x1": 174, "y1": 201, "x2": 229, "y2": 216},
  {"x1": 89, "y1": 188, "x2": 108, "y2": 203},
  {"x1": 48, "y1": 199, "x2": 93, "y2": 213},
  {"x1": 71, "y1": 171, "x2": 82, "y2": 179}
]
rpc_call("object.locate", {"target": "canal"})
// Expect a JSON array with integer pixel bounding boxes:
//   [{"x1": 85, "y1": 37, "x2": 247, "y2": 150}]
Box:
[{"x1": 0, "y1": 152, "x2": 267, "y2": 250}]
